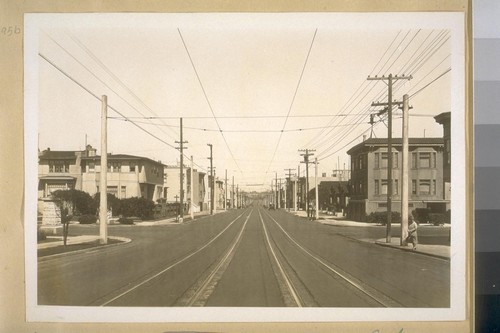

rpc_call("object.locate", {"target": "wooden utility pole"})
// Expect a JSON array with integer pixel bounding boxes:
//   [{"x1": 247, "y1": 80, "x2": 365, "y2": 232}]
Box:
[
  {"x1": 175, "y1": 118, "x2": 188, "y2": 222},
  {"x1": 315, "y1": 158, "x2": 319, "y2": 220},
  {"x1": 285, "y1": 168, "x2": 295, "y2": 211},
  {"x1": 225, "y1": 169, "x2": 228, "y2": 211},
  {"x1": 299, "y1": 149, "x2": 315, "y2": 218},
  {"x1": 191, "y1": 155, "x2": 194, "y2": 220},
  {"x1": 401, "y1": 94, "x2": 410, "y2": 245},
  {"x1": 207, "y1": 143, "x2": 213, "y2": 215},
  {"x1": 99, "y1": 95, "x2": 108, "y2": 244},
  {"x1": 368, "y1": 74, "x2": 412, "y2": 243}
]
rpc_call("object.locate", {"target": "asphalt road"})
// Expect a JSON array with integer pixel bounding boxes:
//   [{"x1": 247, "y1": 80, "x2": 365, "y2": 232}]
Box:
[{"x1": 38, "y1": 205, "x2": 450, "y2": 307}]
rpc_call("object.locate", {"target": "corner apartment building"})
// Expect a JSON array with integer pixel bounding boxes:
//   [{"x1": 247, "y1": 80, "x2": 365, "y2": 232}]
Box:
[
  {"x1": 346, "y1": 137, "x2": 448, "y2": 221},
  {"x1": 39, "y1": 145, "x2": 165, "y2": 202}
]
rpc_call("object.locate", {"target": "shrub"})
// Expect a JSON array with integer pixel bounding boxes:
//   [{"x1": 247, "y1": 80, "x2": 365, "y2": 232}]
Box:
[
  {"x1": 429, "y1": 213, "x2": 446, "y2": 226},
  {"x1": 79, "y1": 214, "x2": 97, "y2": 224},
  {"x1": 93, "y1": 192, "x2": 121, "y2": 216},
  {"x1": 367, "y1": 211, "x2": 401, "y2": 225},
  {"x1": 118, "y1": 217, "x2": 135, "y2": 225},
  {"x1": 52, "y1": 189, "x2": 97, "y2": 215},
  {"x1": 37, "y1": 226, "x2": 46, "y2": 241},
  {"x1": 120, "y1": 197, "x2": 155, "y2": 220},
  {"x1": 412, "y1": 208, "x2": 431, "y2": 224}
]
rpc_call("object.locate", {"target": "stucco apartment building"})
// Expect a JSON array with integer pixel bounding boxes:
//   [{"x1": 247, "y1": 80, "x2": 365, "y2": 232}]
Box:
[
  {"x1": 38, "y1": 145, "x2": 165, "y2": 202},
  {"x1": 164, "y1": 165, "x2": 206, "y2": 212},
  {"x1": 346, "y1": 137, "x2": 448, "y2": 221}
]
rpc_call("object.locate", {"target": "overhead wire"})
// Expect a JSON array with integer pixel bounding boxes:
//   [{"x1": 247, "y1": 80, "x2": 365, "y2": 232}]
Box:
[
  {"x1": 42, "y1": 31, "x2": 178, "y2": 144},
  {"x1": 177, "y1": 28, "x2": 241, "y2": 172},
  {"x1": 264, "y1": 28, "x2": 318, "y2": 175},
  {"x1": 67, "y1": 32, "x2": 180, "y2": 141}
]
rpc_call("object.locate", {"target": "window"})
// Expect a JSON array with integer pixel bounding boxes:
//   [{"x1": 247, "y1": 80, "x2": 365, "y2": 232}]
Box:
[
  {"x1": 393, "y1": 152, "x2": 399, "y2": 168},
  {"x1": 412, "y1": 179, "x2": 417, "y2": 194},
  {"x1": 374, "y1": 153, "x2": 379, "y2": 169},
  {"x1": 108, "y1": 162, "x2": 121, "y2": 173},
  {"x1": 107, "y1": 186, "x2": 118, "y2": 196},
  {"x1": 411, "y1": 152, "x2": 418, "y2": 169},
  {"x1": 49, "y1": 160, "x2": 70, "y2": 173},
  {"x1": 88, "y1": 162, "x2": 95, "y2": 172},
  {"x1": 432, "y1": 180, "x2": 437, "y2": 195},
  {"x1": 419, "y1": 179, "x2": 431, "y2": 195},
  {"x1": 381, "y1": 152, "x2": 388, "y2": 168},
  {"x1": 394, "y1": 179, "x2": 399, "y2": 195},
  {"x1": 419, "y1": 152, "x2": 431, "y2": 168},
  {"x1": 375, "y1": 180, "x2": 380, "y2": 195},
  {"x1": 381, "y1": 179, "x2": 388, "y2": 195},
  {"x1": 130, "y1": 164, "x2": 136, "y2": 172},
  {"x1": 121, "y1": 186, "x2": 126, "y2": 198},
  {"x1": 432, "y1": 152, "x2": 437, "y2": 168}
]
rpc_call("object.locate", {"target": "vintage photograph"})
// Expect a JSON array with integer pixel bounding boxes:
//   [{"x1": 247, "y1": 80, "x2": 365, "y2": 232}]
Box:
[{"x1": 25, "y1": 12, "x2": 466, "y2": 322}]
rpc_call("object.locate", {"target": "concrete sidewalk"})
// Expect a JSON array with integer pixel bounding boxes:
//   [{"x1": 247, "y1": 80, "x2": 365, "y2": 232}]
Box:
[
  {"x1": 38, "y1": 235, "x2": 131, "y2": 250},
  {"x1": 135, "y1": 209, "x2": 227, "y2": 226},
  {"x1": 288, "y1": 209, "x2": 450, "y2": 260}
]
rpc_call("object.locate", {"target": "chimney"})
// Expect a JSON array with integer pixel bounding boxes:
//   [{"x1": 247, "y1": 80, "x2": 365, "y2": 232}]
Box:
[{"x1": 363, "y1": 135, "x2": 367, "y2": 141}]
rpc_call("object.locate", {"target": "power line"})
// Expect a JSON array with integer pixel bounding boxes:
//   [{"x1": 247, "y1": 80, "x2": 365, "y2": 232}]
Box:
[
  {"x1": 39, "y1": 52, "x2": 181, "y2": 153},
  {"x1": 42, "y1": 31, "x2": 178, "y2": 143},
  {"x1": 410, "y1": 67, "x2": 451, "y2": 98},
  {"x1": 67, "y1": 32, "x2": 180, "y2": 141},
  {"x1": 109, "y1": 117, "x2": 369, "y2": 132},
  {"x1": 265, "y1": 28, "x2": 318, "y2": 175},
  {"x1": 177, "y1": 28, "x2": 241, "y2": 172}
]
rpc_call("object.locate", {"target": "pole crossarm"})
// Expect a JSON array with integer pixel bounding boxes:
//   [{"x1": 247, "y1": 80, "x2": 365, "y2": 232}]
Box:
[{"x1": 367, "y1": 73, "x2": 412, "y2": 243}]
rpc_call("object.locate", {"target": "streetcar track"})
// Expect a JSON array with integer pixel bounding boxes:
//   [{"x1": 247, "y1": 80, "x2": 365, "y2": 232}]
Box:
[
  {"x1": 96, "y1": 209, "x2": 250, "y2": 306},
  {"x1": 178, "y1": 210, "x2": 253, "y2": 306},
  {"x1": 258, "y1": 209, "x2": 303, "y2": 307},
  {"x1": 262, "y1": 209, "x2": 402, "y2": 307}
]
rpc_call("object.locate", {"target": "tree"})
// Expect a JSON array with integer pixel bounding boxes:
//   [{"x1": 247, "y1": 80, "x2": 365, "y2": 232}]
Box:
[{"x1": 52, "y1": 189, "x2": 96, "y2": 216}]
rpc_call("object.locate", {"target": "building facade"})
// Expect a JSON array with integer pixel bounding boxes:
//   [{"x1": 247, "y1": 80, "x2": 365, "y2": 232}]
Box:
[
  {"x1": 39, "y1": 145, "x2": 165, "y2": 202},
  {"x1": 346, "y1": 137, "x2": 447, "y2": 221},
  {"x1": 164, "y1": 165, "x2": 206, "y2": 212},
  {"x1": 81, "y1": 149, "x2": 164, "y2": 202}
]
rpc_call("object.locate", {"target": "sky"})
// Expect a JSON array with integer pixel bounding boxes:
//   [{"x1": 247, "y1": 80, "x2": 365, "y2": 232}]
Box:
[{"x1": 29, "y1": 12, "x2": 462, "y2": 192}]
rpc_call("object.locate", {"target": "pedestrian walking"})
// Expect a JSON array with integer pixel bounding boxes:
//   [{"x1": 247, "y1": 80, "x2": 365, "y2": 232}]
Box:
[{"x1": 407, "y1": 215, "x2": 418, "y2": 250}]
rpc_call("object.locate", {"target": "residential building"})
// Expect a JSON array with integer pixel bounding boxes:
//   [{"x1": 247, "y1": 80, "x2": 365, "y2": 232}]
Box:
[
  {"x1": 346, "y1": 137, "x2": 447, "y2": 221},
  {"x1": 38, "y1": 148, "x2": 84, "y2": 199},
  {"x1": 434, "y1": 112, "x2": 451, "y2": 207},
  {"x1": 80, "y1": 146, "x2": 164, "y2": 202},
  {"x1": 164, "y1": 165, "x2": 206, "y2": 212}
]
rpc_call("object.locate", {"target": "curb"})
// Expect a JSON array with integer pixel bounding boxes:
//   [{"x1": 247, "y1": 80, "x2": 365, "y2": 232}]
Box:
[
  {"x1": 374, "y1": 241, "x2": 450, "y2": 261},
  {"x1": 37, "y1": 236, "x2": 132, "y2": 262}
]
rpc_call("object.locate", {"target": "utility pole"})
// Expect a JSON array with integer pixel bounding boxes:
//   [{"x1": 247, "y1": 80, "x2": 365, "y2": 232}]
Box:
[
  {"x1": 275, "y1": 172, "x2": 278, "y2": 209},
  {"x1": 236, "y1": 185, "x2": 239, "y2": 209},
  {"x1": 232, "y1": 176, "x2": 235, "y2": 209},
  {"x1": 225, "y1": 169, "x2": 228, "y2": 211},
  {"x1": 175, "y1": 117, "x2": 188, "y2": 222},
  {"x1": 285, "y1": 168, "x2": 295, "y2": 211},
  {"x1": 297, "y1": 164, "x2": 300, "y2": 211},
  {"x1": 401, "y1": 94, "x2": 410, "y2": 246},
  {"x1": 368, "y1": 74, "x2": 412, "y2": 243},
  {"x1": 294, "y1": 172, "x2": 298, "y2": 212},
  {"x1": 299, "y1": 149, "x2": 315, "y2": 219},
  {"x1": 207, "y1": 143, "x2": 213, "y2": 215},
  {"x1": 315, "y1": 157, "x2": 319, "y2": 220},
  {"x1": 99, "y1": 95, "x2": 108, "y2": 244},
  {"x1": 191, "y1": 155, "x2": 194, "y2": 220}
]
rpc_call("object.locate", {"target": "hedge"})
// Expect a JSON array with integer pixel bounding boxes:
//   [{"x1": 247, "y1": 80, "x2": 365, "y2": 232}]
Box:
[
  {"x1": 367, "y1": 211, "x2": 402, "y2": 225},
  {"x1": 79, "y1": 214, "x2": 98, "y2": 224}
]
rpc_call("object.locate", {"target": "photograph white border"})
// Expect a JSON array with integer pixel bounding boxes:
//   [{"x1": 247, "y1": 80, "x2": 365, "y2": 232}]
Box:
[{"x1": 24, "y1": 11, "x2": 466, "y2": 323}]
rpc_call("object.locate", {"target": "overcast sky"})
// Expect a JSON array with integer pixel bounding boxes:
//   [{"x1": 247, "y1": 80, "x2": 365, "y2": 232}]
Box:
[{"x1": 27, "y1": 12, "x2": 463, "y2": 192}]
